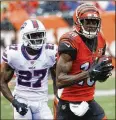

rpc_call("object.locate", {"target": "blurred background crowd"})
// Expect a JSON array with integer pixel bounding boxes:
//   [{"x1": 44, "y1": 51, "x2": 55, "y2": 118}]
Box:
[
  {"x1": 1, "y1": 1, "x2": 115, "y2": 30},
  {"x1": 0, "y1": 0, "x2": 115, "y2": 67},
  {"x1": 1, "y1": 1, "x2": 115, "y2": 17}
]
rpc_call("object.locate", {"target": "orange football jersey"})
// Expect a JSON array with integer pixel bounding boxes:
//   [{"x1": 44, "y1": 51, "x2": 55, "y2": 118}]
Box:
[{"x1": 57, "y1": 31, "x2": 106, "y2": 102}]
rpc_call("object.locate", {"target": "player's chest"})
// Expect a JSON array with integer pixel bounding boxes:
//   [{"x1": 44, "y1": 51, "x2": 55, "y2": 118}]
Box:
[
  {"x1": 77, "y1": 41, "x2": 104, "y2": 61},
  {"x1": 12, "y1": 53, "x2": 52, "y2": 70}
]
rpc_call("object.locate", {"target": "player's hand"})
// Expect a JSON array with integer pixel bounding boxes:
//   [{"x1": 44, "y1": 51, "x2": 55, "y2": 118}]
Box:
[
  {"x1": 96, "y1": 72, "x2": 111, "y2": 82},
  {"x1": 88, "y1": 56, "x2": 114, "y2": 81},
  {"x1": 12, "y1": 99, "x2": 28, "y2": 116}
]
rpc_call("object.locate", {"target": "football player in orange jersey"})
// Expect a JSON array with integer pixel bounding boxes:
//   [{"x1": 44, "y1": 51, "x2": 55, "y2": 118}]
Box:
[{"x1": 56, "y1": 3, "x2": 113, "y2": 120}]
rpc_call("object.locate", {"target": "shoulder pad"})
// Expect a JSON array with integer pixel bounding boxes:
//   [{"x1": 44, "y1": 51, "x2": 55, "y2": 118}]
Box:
[
  {"x1": 2, "y1": 44, "x2": 19, "y2": 63},
  {"x1": 45, "y1": 43, "x2": 58, "y2": 66},
  {"x1": 58, "y1": 42, "x2": 77, "y2": 60},
  {"x1": 45, "y1": 43, "x2": 58, "y2": 57},
  {"x1": 60, "y1": 31, "x2": 78, "y2": 42},
  {"x1": 45, "y1": 43, "x2": 54, "y2": 50},
  {"x1": 45, "y1": 43, "x2": 58, "y2": 53}
]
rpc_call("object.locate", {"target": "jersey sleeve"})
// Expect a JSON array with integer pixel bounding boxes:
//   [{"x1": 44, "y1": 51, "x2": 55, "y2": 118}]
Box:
[
  {"x1": 46, "y1": 43, "x2": 58, "y2": 67},
  {"x1": 58, "y1": 41, "x2": 77, "y2": 60},
  {"x1": 2, "y1": 46, "x2": 15, "y2": 69},
  {"x1": 58, "y1": 32, "x2": 77, "y2": 60}
]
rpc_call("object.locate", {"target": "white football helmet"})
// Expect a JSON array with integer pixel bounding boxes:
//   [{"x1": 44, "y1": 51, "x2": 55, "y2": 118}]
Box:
[{"x1": 20, "y1": 19, "x2": 46, "y2": 50}]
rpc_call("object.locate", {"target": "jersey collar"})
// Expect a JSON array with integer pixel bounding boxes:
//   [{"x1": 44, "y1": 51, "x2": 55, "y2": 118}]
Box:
[{"x1": 21, "y1": 45, "x2": 42, "y2": 60}]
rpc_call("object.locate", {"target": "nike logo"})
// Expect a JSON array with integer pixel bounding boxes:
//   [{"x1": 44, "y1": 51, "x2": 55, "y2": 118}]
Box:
[{"x1": 64, "y1": 43, "x2": 70, "y2": 48}]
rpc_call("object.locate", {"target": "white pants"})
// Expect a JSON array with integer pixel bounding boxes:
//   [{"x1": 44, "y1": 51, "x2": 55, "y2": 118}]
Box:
[{"x1": 13, "y1": 96, "x2": 53, "y2": 120}]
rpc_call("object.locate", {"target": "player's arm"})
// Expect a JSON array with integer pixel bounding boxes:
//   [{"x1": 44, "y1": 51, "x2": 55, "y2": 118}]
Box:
[
  {"x1": 50, "y1": 63, "x2": 57, "y2": 95},
  {"x1": 1, "y1": 62, "x2": 28, "y2": 116},
  {"x1": 56, "y1": 42, "x2": 89, "y2": 89},
  {"x1": 0, "y1": 62, "x2": 14, "y2": 102},
  {"x1": 56, "y1": 54, "x2": 89, "y2": 88}
]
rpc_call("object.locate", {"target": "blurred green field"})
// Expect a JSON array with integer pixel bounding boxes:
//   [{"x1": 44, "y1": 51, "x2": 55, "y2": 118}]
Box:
[{"x1": 1, "y1": 77, "x2": 115, "y2": 119}]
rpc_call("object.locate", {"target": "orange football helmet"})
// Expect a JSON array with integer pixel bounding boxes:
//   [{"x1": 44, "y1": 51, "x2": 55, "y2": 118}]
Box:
[{"x1": 73, "y1": 3, "x2": 101, "y2": 39}]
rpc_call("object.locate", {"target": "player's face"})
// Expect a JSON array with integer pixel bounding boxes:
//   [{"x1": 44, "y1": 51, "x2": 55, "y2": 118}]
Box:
[
  {"x1": 27, "y1": 32, "x2": 45, "y2": 45},
  {"x1": 81, "y1": 19, "x2": 99, "y2": 32}
]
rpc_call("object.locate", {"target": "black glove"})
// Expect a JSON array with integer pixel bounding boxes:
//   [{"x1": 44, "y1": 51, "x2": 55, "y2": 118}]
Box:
[
  {"x1": 89, "y1": 56, "x2": 114, "y2": 81},
  {"x1": 94, "y1": 71, "x2": 112, "y2": 82},
  {"x1": 97, "y1": 61, "x2": 113, "y2": 82},
  {"x1": 12, "y1": 99, "x2": 28, "y2": 116}
]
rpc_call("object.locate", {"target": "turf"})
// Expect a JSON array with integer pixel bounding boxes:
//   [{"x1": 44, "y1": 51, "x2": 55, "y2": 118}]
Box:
[{"x1": 1, "y1": 77, "x2": 115, "y2": 119}]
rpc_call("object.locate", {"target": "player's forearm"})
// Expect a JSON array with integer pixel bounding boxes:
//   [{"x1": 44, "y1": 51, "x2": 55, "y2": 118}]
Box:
[
  {"x1": 1, "y1": 82, "x2": 14, "y2": 103},
  {"x1": 57, "y1": 71, "x2": 89, "y2": 88}
]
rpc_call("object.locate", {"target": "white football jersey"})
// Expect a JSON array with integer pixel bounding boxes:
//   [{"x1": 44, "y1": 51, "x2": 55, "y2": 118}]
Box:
[{"x1": 2, "y1": 43, "x2": 57, "y2": 101}]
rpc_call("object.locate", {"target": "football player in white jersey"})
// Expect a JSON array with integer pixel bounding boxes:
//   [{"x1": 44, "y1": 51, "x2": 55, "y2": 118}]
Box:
[{"x1": 1, "y1": 19, "x2": 57, "y2": 119}]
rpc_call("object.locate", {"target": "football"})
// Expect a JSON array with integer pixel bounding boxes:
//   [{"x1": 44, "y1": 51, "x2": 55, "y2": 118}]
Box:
[
  {"x1": 96, "y1": 55, "x2": 114, "y2": 82},
  {"x1": 97, "y1": 55, "x2": 112, "y2": 66}
]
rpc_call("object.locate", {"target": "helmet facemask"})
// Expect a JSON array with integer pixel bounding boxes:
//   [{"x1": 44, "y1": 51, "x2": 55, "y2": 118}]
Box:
[
  {"x1": 79, "y1": 17, "x2": 101, "y2": 39},
  {"x1": 23, "y1": 31, "x2": 46, "y2": 50},
  {"x1": 20, "y1": 19, "x2": 46, "y2": 50}
]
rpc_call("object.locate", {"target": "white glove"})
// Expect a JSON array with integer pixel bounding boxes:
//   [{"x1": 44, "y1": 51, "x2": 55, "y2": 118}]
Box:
[{"x1": 69, "y1": 101, "x2": 89, "y2": 117}]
